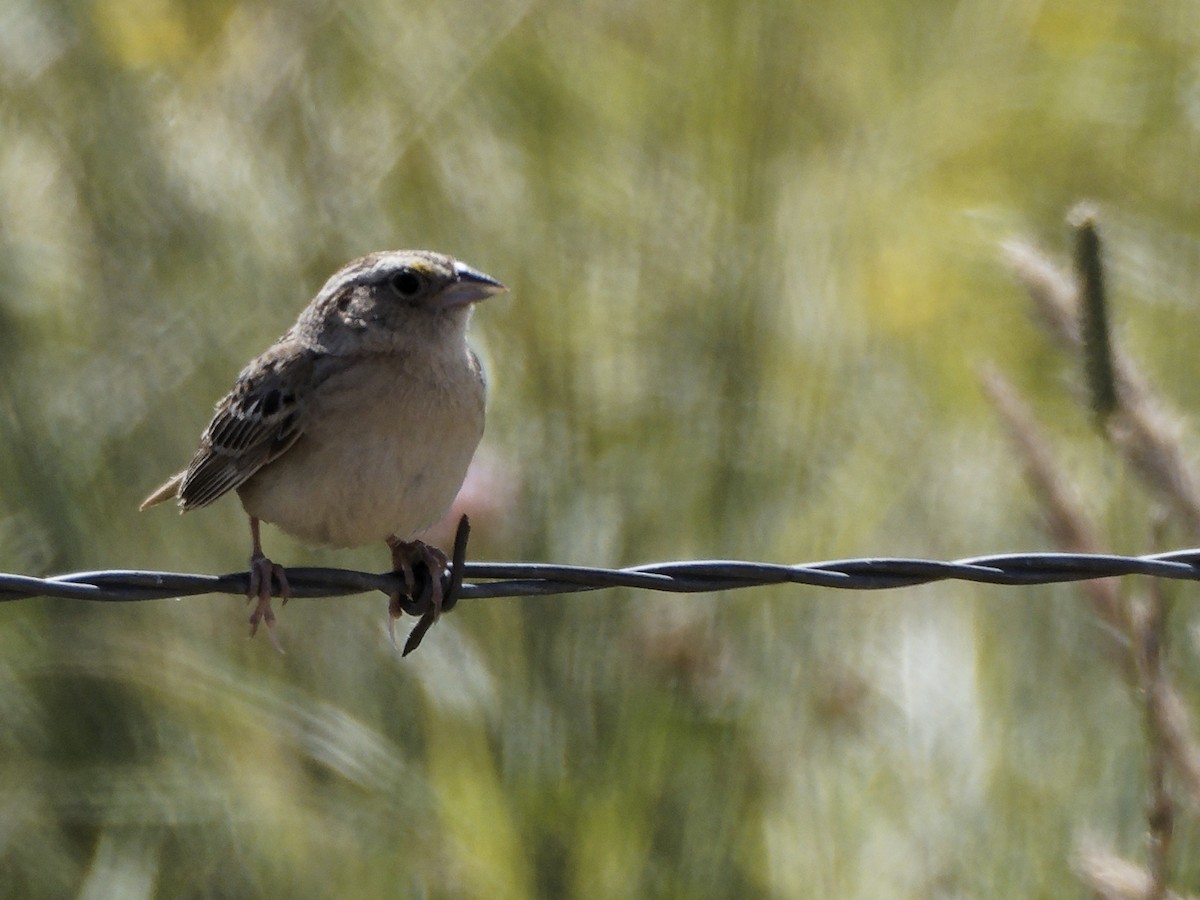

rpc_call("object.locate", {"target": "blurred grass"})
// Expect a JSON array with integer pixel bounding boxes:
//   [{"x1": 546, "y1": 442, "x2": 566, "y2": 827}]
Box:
[{"x1": 3, "y1": 0, "x2": 1200, "y2": 896}]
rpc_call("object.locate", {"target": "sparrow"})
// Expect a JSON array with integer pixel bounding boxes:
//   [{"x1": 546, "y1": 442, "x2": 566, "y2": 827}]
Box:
[{"x1": 140, "y1": 249, "x2": 506, "y2": 645}]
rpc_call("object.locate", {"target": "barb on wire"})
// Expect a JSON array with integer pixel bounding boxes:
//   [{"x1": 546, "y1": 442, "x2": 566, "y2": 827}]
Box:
[{"x1": 2, "y1": 548, "x2": 1200, "y2": 605}]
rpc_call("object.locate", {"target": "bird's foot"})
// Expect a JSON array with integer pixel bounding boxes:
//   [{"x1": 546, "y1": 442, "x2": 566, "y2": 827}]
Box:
[
  {"x1": 386, "y1": 518, "x2": 470, "y2": 655},
  {"x1": 248, "y1": 551, "x2": 289, "y2": 653},
  {"x1": 387, "y1": 538, "x2": 449, "y2": 611},
  {"x1": 386, "y1": 538, "x2": 446, "y2": 639}
]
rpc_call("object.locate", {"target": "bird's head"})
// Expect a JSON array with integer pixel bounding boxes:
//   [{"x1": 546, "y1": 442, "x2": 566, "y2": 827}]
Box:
[{"x1": 303, "y1": 250, "x2": 507, "y2": 352}]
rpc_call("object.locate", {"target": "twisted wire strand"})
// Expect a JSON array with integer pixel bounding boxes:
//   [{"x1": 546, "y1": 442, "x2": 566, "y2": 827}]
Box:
[{"x1": 3, "y1": 549, "x2": 1200, "y2": 604}]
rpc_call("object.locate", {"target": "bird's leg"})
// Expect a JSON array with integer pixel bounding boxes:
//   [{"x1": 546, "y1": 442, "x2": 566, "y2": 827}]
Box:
[
  {"x1": 247, "y1": 516, "x2": 288, "y2": 650},
  {"x1": 385, "y1": 536, "x2": 448, "y2": 648}
]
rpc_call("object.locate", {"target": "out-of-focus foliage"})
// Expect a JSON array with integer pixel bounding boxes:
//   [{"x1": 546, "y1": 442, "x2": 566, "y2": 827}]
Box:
[{"x1": 2, "y1": 0, "x2": 1200, "y2": 896}]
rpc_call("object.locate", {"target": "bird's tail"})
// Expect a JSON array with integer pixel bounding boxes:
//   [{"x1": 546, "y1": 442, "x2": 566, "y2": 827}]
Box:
[{"x1": 139, "y1": 472, "x2": 185, "y2": 511}]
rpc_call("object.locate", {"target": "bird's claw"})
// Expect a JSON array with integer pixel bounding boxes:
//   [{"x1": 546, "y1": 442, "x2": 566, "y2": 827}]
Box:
[{"x1": 248, "y1": 552, "x2": 288, "y2": 653}]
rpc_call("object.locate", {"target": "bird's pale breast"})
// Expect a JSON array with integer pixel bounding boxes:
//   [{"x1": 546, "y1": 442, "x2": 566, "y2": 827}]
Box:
[{"x1": 236, "y1": 350, "x2": 485, "y2": 548}]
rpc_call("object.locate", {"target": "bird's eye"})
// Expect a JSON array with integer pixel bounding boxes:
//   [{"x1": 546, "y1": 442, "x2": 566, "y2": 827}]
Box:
[{"x1": 388, "y1": 268, "x2": 425, "y2": 299}]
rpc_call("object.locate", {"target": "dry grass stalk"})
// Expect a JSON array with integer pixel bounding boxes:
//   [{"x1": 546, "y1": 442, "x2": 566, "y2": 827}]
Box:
[
  {"x1": 1074, "y1": 842, "x2": 1195, "y2": 900},
  {"x1": 998, "y1": 215, "x2": 1200, "y2": 894},
  {"x1": 1002, "y1": 240, "x2": 1200, "y2": 536}
]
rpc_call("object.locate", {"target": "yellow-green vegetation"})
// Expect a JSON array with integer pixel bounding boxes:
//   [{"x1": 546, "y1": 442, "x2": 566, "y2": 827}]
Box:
[{"x1": 2, "y1": 0, "x2": 1200, "y2": 896}]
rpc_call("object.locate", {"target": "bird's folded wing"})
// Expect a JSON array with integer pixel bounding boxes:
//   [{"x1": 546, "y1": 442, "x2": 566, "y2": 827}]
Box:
[{"x1": 176, "y1": 342, "x2": 320, "y2": 510}]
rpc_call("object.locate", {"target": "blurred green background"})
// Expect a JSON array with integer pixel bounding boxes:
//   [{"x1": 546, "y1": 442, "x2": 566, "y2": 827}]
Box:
[{"x1": 2, "y1": 0, "x2": 1200, "y2": 896}]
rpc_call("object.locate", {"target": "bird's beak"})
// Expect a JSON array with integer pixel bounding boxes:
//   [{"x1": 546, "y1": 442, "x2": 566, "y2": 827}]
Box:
[{"x1": 439, "y1": 262, "x2": 508, "y2": 308}]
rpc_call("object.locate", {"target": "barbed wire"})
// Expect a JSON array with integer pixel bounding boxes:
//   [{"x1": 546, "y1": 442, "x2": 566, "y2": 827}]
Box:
[{"x1": 4, "y1": 548, "x2": 1200, "y2": 604}]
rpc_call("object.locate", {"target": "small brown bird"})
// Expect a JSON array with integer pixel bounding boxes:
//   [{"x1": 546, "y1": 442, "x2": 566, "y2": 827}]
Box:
[{"x1": 141, "y1": 250, "x2": 506, "y2": 643}]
